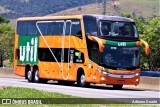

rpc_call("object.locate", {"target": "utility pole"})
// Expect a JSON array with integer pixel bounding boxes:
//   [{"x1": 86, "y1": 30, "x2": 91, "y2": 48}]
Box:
[{"x1": 102, "y1": 0, "x2": 106, "y2": 15}]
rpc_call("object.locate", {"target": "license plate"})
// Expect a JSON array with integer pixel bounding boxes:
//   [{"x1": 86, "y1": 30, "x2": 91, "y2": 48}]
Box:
[{"x1": 117, "y1": 80, "x2": 125, "y2": 84}]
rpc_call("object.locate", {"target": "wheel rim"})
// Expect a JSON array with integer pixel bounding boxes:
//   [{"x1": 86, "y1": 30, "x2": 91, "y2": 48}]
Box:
[
  {"x1": 34, "y1": 70, "x2": 39, "y2": 82},
  {"x1": 80, "y1": 74, "x2": 85, "y2": 85},
  {"x1": 27, "y1": 70, "x2": 32, "y2": 81}
]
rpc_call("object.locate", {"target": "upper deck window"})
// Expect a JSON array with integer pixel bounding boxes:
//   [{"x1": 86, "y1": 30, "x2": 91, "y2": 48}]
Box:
[
  {"x1": 83, "y1": 16, "x2": 97, "y2": 36},
  {"x1": 17, "y1": 19, "x2": 81, "y2": 37},
  {"x1": 100, "y1": 21, "x2": 138, "y2": 38},
  {"x1": 17, "y1": 21, "x2": 40, "y2": 36}
]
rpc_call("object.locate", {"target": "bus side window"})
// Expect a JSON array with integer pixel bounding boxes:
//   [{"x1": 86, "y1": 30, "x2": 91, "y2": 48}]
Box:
[
  {"x1": 51, "y1": 22, "x2": 64, "y2": 35},
  {"x1": 65, "y1": 22, "x2": 71, "y2": 35},
  {"x1": 71, "y1": 20, "x2": 82, "y2": 39},
  {"x1": 17, "y1": 22, "x2": 23, "y2": 35},
  {"x1": 17, "y1": 21, "x2": 28, "y2": 35},
  {"x1": 18, "y1": 21, "x2": 39, "y2": 36},
  {"x1": 83, "y1": 16, "x2": 97, "y2": 36},
  {"x1": 28, "y1": 21, "x2": 38, "y2": 35}
]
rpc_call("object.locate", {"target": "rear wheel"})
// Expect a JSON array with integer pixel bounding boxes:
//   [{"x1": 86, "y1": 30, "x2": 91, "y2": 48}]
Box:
[
  {"x1": 113, "y1": 85, "x2": 123, "y2": 90},
  {"x1": 27, "y1": 70, "x2": 33, "y2": 82},
  {"x1": 33, "y1": 69, "x2": 48, "y2": 83},
  {"x1": 77, "y1": 72, "x2": 90, "y2": 87},
  {"x1": 33, "y1": 69, "x2": 40, "y2": 83}
]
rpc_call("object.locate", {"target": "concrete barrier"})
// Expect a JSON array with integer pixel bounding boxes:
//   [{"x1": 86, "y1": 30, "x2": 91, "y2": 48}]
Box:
[
  {"x1": 124, "y1": 76, "x2": 160, "y2": 91},
  {"x1": 0, "y1": 68, "x2": 21, "y2": 78},
  {"x1": 0, "y1": 68, "x2": 159, "y2": 91}
]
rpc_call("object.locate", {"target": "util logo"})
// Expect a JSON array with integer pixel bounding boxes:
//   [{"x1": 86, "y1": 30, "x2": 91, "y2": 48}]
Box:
[
  {"x1": 19, "y1": 37, "x2": 38, "y2": 62},
  {"x1": 118, "y1": 42, "x2": 126, "y2": 46}
]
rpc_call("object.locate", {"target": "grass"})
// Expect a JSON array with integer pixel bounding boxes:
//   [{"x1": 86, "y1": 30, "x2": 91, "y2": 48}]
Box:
[
  {"x1": 0, "y1": 87, "x2": 158, "y2": 107},
  {"x1": 0, "y1": 87, "x2": 75, "y2": 98}
]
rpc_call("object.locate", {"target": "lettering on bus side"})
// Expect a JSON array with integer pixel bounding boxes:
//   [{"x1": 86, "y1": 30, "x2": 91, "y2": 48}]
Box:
[
  {"x1": 118, "y1": 42, "x2": 126, "y2": 46},
  {"x1": 18, "y1": 36, "x2": 39, "y2": 64}
]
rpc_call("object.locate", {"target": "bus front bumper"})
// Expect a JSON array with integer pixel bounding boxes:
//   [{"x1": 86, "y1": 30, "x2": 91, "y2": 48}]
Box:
[{"x1": 98, "y1": 73, "x2": 140, "y2": 85}]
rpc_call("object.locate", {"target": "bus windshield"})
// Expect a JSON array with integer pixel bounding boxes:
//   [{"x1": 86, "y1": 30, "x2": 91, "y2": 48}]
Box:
[
  {"x1": 100, "y1": 21, "x2": 138, "y2": 38},
  {"x1": 102, "y1": 45, "x2": 140, "y2": 69}
]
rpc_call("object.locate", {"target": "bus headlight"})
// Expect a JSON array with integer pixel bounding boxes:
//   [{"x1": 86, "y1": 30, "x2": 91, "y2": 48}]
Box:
[
  {"x1": 97, "y1": 68, "x2": 109, "y2": 75},
  {"x1": 135, "y1": 73, "x2": 139, "y2": 76},
  {"x1": 102, "y1": 71, "x2": 108, "y2": 75},
  {"x1": 101, "y1": 77, "x2": 107, "y2": 81},
  {"x1": 136, "y1": 79, "x2": 139, "y2": 82}
]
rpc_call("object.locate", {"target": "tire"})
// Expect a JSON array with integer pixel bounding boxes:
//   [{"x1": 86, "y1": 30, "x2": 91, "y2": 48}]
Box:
[
  {"x1": 27, "y1": 70, "x2": 33, "y2": 82},
  {"x1": 33, "y1": 69, "x2": 40, "y2": 83},
  {"x1": 77, "y1": 72, "x2": 90, "y2": 87},
  {"x1": 113, "y1": 85, "x2": 123, "y2": 90},
  {"x1": 33, "y1": 69, "x2": 48, "y2": 84}
]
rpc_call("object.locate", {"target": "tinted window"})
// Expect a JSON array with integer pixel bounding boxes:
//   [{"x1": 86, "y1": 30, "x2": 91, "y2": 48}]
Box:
[
  {"x1": 83, "y1": 16, "x2": 97, "y2": 36},
  {"x1": 37, "y1": 21, "x2": 64, "y2": 35},
  {"x1": 102, "y1": 46, "x2": 140, "y2": 69},
  {"x1": 17, "y1": 19, "x2": 82, "y2": 37},
  {"x1": 100, "y1": 22, "x2": 111, "y2": 36},
  {"x1": 71, "y1": 20, "x2": 82, "y2": 38},
  {"x1": 17, "y1": 21, "x2": 39, "y2": 36},
  {"x1": 100, "y1": 21, "x2": 138, "y2": 38},
  {"x1": 65, "y1": 21, "x2": 71, "y2": 35}
]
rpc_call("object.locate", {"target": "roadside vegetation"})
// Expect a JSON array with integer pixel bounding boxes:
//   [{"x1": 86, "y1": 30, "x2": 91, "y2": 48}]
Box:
[
  {"x1": 0, "y1": 87, "x2": 157, "y2": 107},
  {"x1": 0, "y1": 16, "x2": 15, "y2": 67},
  {"x1": 0, "y1": 87, "x2": 76, "y2": 98},
  {"x1": 121, "y1": 13, "x2": 160, "y2": 71}
]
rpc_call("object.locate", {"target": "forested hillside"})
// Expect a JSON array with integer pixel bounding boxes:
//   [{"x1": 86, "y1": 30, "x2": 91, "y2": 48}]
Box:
[
  {"x1": 0, "y1": 0, "x2": 96, "y2": 19},
  {"x1": 50, "y1": 0, "x2": 159, "y2": 18}
]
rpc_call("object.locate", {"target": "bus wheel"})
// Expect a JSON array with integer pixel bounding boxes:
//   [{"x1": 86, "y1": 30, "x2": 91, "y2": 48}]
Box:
[
  {"x1": 33, "y1": 69, "x2": 40, "y2": 83},
  {"x1": 113, "y1": 85, "x2": 123, "y2": 90},
  {"x1": 77, "y1": 72, "x2": 90, "y2": 87},
  {"x1": 33, "y1": 69, "x2": 48, "y2": 83},
  {"x1": 27, "y1": 70, "x2": 33, "y2": 82}
]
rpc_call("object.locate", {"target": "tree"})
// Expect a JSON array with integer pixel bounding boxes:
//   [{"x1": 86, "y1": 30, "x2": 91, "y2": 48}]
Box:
[
  {"x1": 0, "y1": 16, "x2": 9, "y2": 24},
  {"x1": 141, "y1": 17, "x2": 160, "y2": 70},
  {"x1": 121, "y1": 13, "x2": 160, "y2": 71},
  {"x1": 0, "y1": 17, "x2": 15, "y2": 67}
]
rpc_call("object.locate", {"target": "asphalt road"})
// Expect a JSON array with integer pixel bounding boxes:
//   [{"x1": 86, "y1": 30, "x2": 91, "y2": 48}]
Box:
[{"x1": 0, "y1": 78, "x2": 159, "y2": 98}]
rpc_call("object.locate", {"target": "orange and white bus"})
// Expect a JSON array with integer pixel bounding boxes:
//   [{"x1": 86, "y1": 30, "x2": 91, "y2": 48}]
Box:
[{"x1": 14, "y1": 15, "x2": 149, "y2": 89}]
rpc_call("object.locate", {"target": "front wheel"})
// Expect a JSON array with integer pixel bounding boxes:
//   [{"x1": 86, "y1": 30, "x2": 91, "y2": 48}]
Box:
[
  {"x1": 113, "y1": 85, "x2": 123, "y2": 90},
  {"x1": 77, "y1": 72, "x2": 90, "y2": 87}
]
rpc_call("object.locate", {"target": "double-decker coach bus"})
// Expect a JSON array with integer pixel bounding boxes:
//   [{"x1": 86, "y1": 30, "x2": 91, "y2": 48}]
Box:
[{"x1": 14, "y1": 15, "x2": 150, "y2": 89}]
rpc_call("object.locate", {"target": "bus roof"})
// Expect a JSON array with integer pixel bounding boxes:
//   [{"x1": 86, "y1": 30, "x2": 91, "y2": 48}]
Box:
[
  {"x1": 17, "y1": 15, "x2": 83, "y2": 21},
  {"x1": 17, "y1": 14, "x2": 134, "y2": 22},
  {"x1": 83, "y1": 14, "x2": 134, "y2": 22}
]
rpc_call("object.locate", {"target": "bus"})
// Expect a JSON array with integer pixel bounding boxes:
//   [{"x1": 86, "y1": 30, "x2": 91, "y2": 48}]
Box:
[{"x1": 14, "y1": 15, "x2": 150, "y2": 89}]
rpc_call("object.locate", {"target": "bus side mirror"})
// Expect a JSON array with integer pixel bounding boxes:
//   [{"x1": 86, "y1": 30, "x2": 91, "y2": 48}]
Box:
[
  {"x1": 87, "y1": 36, "x2": 106, "y2": 52},
  {"x1": 140, "y1": 39, "x2": 150, "y2": 55}
]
